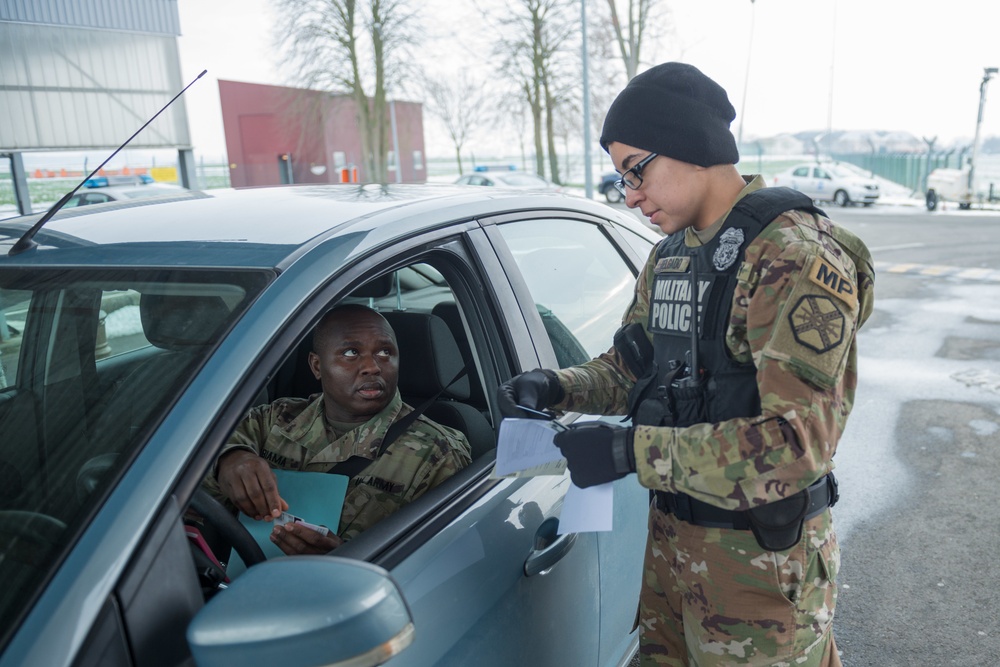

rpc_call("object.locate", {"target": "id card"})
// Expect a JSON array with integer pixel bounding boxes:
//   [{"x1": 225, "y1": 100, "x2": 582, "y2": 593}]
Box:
[{"x1": 274, "y1": 511, "x2": 330, "y2": 537}]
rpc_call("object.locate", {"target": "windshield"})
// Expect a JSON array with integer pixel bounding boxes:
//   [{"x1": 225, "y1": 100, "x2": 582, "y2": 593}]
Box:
[{"x1": 0, "y1": 267, "x2": 269, "y2": 644}]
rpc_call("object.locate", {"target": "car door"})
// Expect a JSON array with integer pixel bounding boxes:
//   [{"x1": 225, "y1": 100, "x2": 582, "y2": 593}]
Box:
[
  {"x1": 812, "y1": 166, "x2": 833, "y2": 200},
  {"x1": 479, "y1": 212, "x2": 652, "y2": 667},
  {"x1": 338, "y1": 230, "x2": 604, "y2": 666},
  {"x1": 789, "y1": 165, "x2": 815, "y2": 198}
]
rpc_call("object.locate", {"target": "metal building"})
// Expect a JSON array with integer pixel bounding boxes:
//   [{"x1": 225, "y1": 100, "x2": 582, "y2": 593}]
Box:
[{"x1": 0, "y1": 0, "x2": 196, "y2": 215}]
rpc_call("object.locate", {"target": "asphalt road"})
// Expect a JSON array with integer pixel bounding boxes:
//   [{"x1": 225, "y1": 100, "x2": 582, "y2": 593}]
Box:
[{"x1": 615, "y1": 200, "x2": 1000, "y2": 666}]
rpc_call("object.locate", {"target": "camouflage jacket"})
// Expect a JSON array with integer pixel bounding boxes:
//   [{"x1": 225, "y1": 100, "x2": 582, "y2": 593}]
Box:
[
  {"x1": 553, "y1": 176, "x2": 874, "y2": 511},
  {"x1": 213, "y1": 390, "x2": 471, "y2": 540}
]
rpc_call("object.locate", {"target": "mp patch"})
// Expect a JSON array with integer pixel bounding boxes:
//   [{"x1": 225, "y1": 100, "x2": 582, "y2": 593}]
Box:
[
  {"x1": 808, "y1": 256, "x2": 858, "y2": 310},
  {"x1": 712, "y1": 227, "x2": 745, "y2": 271},
  {"x1": 787, "y1": 294, "x2": 845, "y2": 353}
]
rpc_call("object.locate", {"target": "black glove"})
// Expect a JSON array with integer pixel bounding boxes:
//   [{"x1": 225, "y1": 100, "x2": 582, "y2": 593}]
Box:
[
  {"x1": 496, "y1": 369, "x2": 565, "y2": 419},
  {"x1": 553, "y1": 422, "x2": 635, "y2": 488}
]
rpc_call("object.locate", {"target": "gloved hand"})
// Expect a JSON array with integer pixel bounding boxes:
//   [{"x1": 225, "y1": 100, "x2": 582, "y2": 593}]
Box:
[
  {"x1": 496, "y1": 369, "x2": 565, "y2": 419},
  {"x1": 553, "y1": 422, "x2": 635, "y2": 488}
]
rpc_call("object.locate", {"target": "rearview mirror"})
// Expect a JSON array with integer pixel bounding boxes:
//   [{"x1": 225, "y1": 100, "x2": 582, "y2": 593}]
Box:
[{"x1": 187, "y1": 556, "x2": 414, "y2": 667}]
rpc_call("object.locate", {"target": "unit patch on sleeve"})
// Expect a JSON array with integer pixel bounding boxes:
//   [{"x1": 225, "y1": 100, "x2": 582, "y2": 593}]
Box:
[
  {"x1": 807, "y1": 256, "x2": 858, "y2": 310},
  {"x1": 787, "y1": 294, "x2": 845, "y2": 354}
]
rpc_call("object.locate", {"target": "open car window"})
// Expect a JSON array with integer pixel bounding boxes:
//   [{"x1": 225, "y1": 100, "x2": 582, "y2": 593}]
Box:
[
  {"x1": 0, "y1": 268, "x2": 269, "y2": 645},
  {"x1": 496, "y1": 219, "x2": 637, "y2": 368}
]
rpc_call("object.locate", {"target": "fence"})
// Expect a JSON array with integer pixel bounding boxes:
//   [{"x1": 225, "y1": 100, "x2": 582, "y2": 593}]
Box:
[{"x1": 829, "y1": 149, "x2": 975, "y2": 195}]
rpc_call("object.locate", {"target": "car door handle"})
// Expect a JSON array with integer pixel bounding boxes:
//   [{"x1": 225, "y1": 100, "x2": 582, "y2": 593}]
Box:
[{"x1": 524, "y1": 517, "x2": 577, "y2": 577}]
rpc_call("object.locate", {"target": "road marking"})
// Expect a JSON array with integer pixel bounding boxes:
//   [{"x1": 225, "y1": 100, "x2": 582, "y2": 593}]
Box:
[
  {"x1": 869, "y1": 242, "x2": 926, "y2": 252},
  {"x1": 874, "y1": 261, "x2": 1000, "y2": 282}
]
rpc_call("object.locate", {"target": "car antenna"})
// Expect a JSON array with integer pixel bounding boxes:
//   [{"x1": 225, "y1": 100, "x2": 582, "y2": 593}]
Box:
[{"x1": 8, "y1": 69, "x2": 208, "y2": 256}]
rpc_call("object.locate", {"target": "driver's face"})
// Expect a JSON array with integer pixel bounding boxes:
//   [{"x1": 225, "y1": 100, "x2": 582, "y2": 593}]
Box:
[{"x1": 308, "y1": 311, "x2": 399, "y2": 423}]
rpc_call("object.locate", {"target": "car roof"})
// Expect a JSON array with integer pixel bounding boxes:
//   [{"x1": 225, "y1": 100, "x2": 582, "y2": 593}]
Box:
[
  {"x1": 73, "y1": 184, "x2": 186, "y2": 198},
  {"x1": 0, "y1": 184, "x2": 640, "y2": 270}
]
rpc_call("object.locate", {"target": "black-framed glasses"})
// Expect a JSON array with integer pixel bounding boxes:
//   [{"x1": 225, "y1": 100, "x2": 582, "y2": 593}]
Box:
[{"x1": 613, "y1": 152, "x2": 659, "y2": 195}]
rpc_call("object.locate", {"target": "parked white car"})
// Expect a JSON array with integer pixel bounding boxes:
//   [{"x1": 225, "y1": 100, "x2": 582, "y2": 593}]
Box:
[{"x1": 771, "y1": 163, "x2": 880, "y2": 207}]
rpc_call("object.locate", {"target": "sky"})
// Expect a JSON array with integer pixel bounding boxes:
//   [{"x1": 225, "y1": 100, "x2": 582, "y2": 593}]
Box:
[{"x1": 173, "y1": 0, "x2": 1000, "y2": 163}]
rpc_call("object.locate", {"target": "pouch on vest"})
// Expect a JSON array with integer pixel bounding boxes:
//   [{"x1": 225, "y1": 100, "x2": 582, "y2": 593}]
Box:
[
  {"x1": 746, "y1": 489, "x2": 810, "y2": 552},
  {"x1": 669, "y1": 380, "x2": 708, "y2": 426},
  {"x1": 614, "y1": 322, "x2": 653, "y2": 379}
]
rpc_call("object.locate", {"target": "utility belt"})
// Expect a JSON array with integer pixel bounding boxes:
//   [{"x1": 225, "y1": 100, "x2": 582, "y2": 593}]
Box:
[{"x1": 653, "y1": 473, "x2": 839, "y2": 552}]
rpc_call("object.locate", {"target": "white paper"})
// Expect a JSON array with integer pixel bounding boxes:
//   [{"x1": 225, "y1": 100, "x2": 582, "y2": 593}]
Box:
[
  {"x1": 494, "y1": 418, "x2": 566, "y2": 476},
  {"x1": 558, "y1": 482, "x2": 614, "y2": 534}
]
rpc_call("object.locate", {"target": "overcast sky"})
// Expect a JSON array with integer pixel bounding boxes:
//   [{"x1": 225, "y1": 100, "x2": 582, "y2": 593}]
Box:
[{"x1": 175, "y1": 0, "x2": 1000, "y2": 162}]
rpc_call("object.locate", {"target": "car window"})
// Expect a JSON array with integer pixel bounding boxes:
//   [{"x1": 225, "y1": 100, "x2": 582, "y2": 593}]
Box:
[
  {"x1": 497, "y1": 219, "x2": 636, "y2": 367},
  {"x1": 0, "y1": 268, "x2": 269, "y2": 641},
  {"x1": 792, "y1": 166, "x2": 809, "y2": 177},
  {"x1": 0, "y1": 289, "x2": 31, "y2": 389},
  {"x1": 815, "y1": 168, "x2": 831, "y2": 179}
]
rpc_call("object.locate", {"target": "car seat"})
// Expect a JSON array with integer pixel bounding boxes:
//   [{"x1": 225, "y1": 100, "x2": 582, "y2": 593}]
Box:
[{"x1": 381, "y1": 311, "x2": 495, "y2": 460}]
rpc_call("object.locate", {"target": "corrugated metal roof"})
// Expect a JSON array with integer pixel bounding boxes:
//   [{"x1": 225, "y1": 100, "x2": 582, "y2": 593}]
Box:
[{"x1": 0, "y1": 0, "x2": 180, "y2": 36}]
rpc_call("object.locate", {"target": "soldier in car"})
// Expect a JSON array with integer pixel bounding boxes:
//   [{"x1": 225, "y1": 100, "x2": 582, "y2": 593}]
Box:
[
  {"x1": 498, "y1": 63, "x2": 874, "y2": 666},
  {"x1": 206, "y1": 304, "x2": 471, "y2": 554}
]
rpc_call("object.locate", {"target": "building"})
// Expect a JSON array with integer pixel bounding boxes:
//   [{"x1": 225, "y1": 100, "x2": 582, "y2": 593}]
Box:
[
  {"x1": 218, "y1": 80, "x2": 426, "y2": 187},
  {"x1": 0, "y1": 0, "x2": 196, "y2": 215}
]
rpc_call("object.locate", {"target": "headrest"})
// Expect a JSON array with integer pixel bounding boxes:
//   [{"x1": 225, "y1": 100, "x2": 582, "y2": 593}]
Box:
[
  {"x1": 380, "y1": 311, "x2": 470, "y2": 401},
  {"x1": 139, "y1": 293, "x2": 232, "y2": 351}
]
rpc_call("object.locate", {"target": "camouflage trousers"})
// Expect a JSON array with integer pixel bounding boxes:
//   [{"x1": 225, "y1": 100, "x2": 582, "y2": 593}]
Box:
[{"x1": 638, "y1": 503, "x2": 841, "y2": 667}]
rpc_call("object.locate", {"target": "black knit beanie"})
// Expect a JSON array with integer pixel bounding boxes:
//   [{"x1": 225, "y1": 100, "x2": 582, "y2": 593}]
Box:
[{"x1": 600, "y1": 62, "x2": 739, "y2": 167}]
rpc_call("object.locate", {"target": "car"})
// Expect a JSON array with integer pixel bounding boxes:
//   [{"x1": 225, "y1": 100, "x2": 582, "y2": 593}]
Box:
[
  {"x1": 454, "y1": 170, "x2": 564, "y2": 192},
  {"x1": 0, "y1": 184, "x2": 660, "y2": 667},
  {"x1": 771, "y1": 162, "x2": 880, "y2": 207},
  {"x1": 63, "y1": 176, "x2": 192, "y2": 208},
  {"x1": 598, "y1": 172, "x2": 624, "y2": 204}
]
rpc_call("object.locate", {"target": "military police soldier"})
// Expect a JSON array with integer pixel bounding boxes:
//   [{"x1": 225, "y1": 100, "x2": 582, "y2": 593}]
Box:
[
  {"x1": 209, "y1": 304, "x2": 471, "y2": 553},
  {"x1": 498, "y1": 63, "x2": 874, "y2": 666}
]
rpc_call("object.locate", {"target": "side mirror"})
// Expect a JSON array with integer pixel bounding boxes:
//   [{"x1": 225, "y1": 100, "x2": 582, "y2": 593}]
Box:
[{"x1": 188, "y1": 557, "x2": 414, "y2": 667}]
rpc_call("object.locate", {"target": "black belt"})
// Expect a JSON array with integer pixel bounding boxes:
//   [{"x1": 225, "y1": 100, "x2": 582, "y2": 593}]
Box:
[{"x1": 654, "y1": 474, "x2": 838, "y2": 530}]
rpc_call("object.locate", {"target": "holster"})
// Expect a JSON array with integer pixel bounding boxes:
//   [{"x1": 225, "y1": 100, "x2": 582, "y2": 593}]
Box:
[{"x1": 746, "y1": 490, "x2": 810, "y2": 552}]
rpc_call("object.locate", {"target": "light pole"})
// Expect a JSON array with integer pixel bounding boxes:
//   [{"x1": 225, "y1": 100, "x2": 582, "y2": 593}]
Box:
[
  {"x1": 968, "y1": 66, "x2": 998, "y2": 196},
  {"x1": 581, "y1": 0, "x2": 593, "y2": 199},
  {"x1": 737, "y1": 0, "x2": 756, "y2": 147}
]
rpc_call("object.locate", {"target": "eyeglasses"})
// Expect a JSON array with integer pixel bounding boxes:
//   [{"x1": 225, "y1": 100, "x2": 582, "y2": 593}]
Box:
[{"x1": 613, "y1": 153, "x2": 659, "y2": 195}]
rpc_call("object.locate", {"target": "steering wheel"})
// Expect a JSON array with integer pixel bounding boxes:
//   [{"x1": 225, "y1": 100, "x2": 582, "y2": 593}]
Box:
[
  {"x1": 189, "y1": 488, "x2": 266, "y2": 569},
  {"x1": 77, "y1": 453, "x2": 266, "y2": 570}
]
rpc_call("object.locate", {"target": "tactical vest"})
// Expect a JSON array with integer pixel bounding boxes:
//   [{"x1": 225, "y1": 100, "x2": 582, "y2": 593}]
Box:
[{"x1": 632, "y1": 187, "x2": 824, "y2": 428}]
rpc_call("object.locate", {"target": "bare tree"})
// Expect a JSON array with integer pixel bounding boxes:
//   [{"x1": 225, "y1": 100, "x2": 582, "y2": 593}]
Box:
[
  {"x1": 273, "y1": 0, "x2": 416, "y2": 182},
  {"x1": 487, "y1": 0, "x2": 576, "y2": 184},
  {"x1": 423, "y1": 72, "x2": 487, "y2": 175},
  {"x1": 603, "y1": 0, "x2": 669, "y2": 80}
]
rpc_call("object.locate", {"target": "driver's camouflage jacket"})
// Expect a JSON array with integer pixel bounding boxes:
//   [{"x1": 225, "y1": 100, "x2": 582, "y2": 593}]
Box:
[
  {"x1": 550, "y1": 176, "x2": 875, "y2": 511},
  {"x1": 206, "y1": 390, "x2": 471, "y2": 540}
]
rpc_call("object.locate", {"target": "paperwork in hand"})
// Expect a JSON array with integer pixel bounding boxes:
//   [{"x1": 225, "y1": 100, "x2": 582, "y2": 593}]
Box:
[
  {"x1": 492, "y1": 418, "x2": 566, "y2": 477},
  {"x1": 493, "y1": 417, "x2": 614, "y2": 533}
]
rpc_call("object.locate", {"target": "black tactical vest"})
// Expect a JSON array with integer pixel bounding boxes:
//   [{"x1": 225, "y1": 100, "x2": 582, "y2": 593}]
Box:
[{"x1": 632, "y1": 187, "x2": 824, "y2": 428}]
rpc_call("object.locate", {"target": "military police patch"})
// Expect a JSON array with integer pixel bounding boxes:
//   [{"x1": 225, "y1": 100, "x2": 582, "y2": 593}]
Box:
[
  {"x1": 713, "y1": 227, "x2": 745, "y2": 271},
  {"x1": 787, "y1": 295, "x2": 845, "y2": 353}
]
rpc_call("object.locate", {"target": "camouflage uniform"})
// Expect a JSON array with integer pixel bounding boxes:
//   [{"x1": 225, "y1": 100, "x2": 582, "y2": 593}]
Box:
[
  {"x1": 552, "y1": 177, "x2": 874, "y2": 666},
  {"x1": 210, "y1": 390, "x2": 471, "y2": 541}
]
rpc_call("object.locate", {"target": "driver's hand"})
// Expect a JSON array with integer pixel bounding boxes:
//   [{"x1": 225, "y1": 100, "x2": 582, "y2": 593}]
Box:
[
  {"x1": 216, "y1": 449, "x2": 288, "y2": 521},
  {"x1": 271, "y1": 522, "x2": 343, "y2": 555}
]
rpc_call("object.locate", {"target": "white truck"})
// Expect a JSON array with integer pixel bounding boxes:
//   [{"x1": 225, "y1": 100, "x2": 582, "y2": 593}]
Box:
[
  {"x1": 925, "y1": 167, "x2": 974, "y2": 211},
  {"x1": 926, "y1": 67, "x2": 998, "y2": 211}
]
